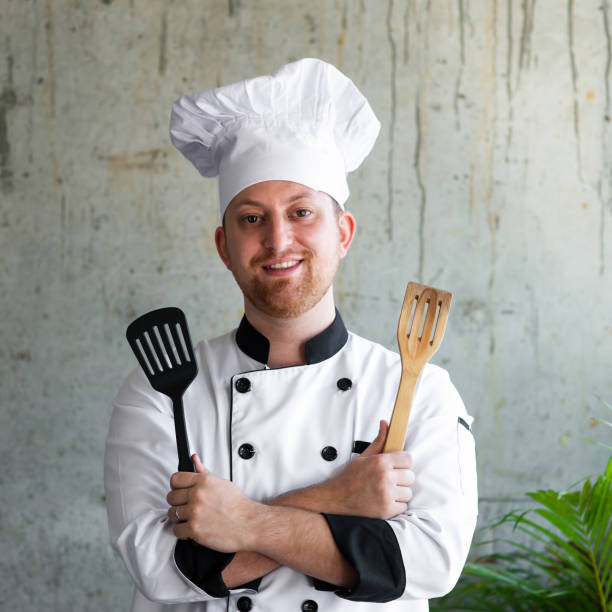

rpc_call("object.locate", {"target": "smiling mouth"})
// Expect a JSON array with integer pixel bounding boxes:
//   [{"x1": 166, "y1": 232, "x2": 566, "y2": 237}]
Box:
[{"x1": 262, "y1": 259, "x2": 303, "y2": 270}]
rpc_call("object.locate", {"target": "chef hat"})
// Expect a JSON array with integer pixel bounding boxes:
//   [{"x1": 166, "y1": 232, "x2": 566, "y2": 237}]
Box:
[{"x1": 169, "y1": 58, "x2": 380, "y2": 217}]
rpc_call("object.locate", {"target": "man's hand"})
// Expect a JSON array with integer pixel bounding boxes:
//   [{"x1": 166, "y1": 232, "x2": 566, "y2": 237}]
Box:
[
  {"x1": 167, "y1": 454, "x2": 260, "y2": 552},
  {"x1": 330, "y1": 419, "x2": 415, "y2": 518},
  {"x1": 273, "y1": 420, "x2": 415, "y2": 520}
]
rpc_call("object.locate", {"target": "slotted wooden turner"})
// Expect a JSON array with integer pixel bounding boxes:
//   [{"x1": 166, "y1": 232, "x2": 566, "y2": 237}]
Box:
[{"x1": 383, "y1": 282, "x2": 452, "y2": 452}]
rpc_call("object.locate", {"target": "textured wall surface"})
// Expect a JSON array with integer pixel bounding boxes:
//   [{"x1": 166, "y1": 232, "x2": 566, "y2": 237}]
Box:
[{"x1": 2, "y1": 0, "x2": 611, "y2": 609}]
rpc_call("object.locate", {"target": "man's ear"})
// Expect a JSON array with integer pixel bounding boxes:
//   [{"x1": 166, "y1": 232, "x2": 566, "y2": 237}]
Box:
[
  {"x1": 338, "y1": 211, "x2": 356, "y2": 258},
  {"x1": 215, "y1": 226, "x2": 232, "y2": 270}
]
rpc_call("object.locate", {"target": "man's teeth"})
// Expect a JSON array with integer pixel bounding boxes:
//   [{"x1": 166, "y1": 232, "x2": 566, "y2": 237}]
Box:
[{"x1": 266, "y1": 260, "x2": 301, "y2": 269}]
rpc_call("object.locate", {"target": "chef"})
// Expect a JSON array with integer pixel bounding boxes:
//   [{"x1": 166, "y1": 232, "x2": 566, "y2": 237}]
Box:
[{"x1": 104, "y1": 58, "x2": 478, "y2": 611}]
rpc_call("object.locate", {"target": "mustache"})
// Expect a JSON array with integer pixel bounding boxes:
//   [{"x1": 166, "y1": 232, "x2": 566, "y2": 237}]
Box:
[{"x1": 251, "y1": 250, "x2": 312, "y2": 266}]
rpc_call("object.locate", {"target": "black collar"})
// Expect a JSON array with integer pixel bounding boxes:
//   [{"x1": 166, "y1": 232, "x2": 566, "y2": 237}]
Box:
[{"x1": 235, "y1": 309, "x2": 348, "y2": 366}]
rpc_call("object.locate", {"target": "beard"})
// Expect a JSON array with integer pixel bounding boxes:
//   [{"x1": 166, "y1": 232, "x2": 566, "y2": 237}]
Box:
[{"x1": 233, "y1": 249, "x2": 339, "y2": 319}]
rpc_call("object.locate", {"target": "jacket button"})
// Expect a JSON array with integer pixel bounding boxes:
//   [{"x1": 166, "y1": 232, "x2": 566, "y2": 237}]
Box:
[
  {"x1": 238, "y1": 443, "x2": 255, "y2": 460},
  {"x1": 301, "y1": 600, "x2": 318, "y2": 612},
  {"x1": 237, "y1": 596, "x2": 252, "y2": 611},
  {"x1": 321, "y1": 446, "x2": 337, "y2": 461},
  {"x1": 235, "y1": 377, "x2": 251, "y2": 393},
  {"x1": 337, "y1": 377, "x2": 352, "y2": 391}
]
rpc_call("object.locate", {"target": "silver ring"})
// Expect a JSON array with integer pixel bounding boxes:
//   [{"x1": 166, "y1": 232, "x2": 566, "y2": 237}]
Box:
[{"x1": 174, "y1": 507, "x2": 180, "y2": 522}]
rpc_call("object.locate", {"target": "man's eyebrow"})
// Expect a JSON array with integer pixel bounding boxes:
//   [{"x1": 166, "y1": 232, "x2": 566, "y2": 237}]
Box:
[
  {"x1": 287, "y1": 192, "x2": 314, "y2": 202},
  {"x1": 233, "y1": 192, "x2": 315, "y2": 208},
  {"x1": 233, "y1": 199, "x2": 264, "y2": 208}
]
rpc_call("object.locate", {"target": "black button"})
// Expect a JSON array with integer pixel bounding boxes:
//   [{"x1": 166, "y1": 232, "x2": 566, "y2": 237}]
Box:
[
  {"x1": 321, "y1": 446, "x2": 337, "y2": 461},
  {"x1": 237, "y1": 596, "x2": 252, "y2": 611},
  {"x1": 337, "y1": 377, "x2": 352, "y2": 391},
  {"x1": 238, "y1": 443, "x2": 255, "y2": 460},
  {"x1": 301, "y1": 600, "x2": 318, "y2": 612},
  {"x1": 235, "y1": 377, "x2": 251, "y2": 393}
]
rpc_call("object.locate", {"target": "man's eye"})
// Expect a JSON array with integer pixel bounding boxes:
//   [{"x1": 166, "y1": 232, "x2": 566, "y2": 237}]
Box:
[
  {"x1": 296, "y1": 209, "x2": 311, "y2": 218},
  {"x1": 245, "y1": 215, "x2": 259, "y2": 224}
]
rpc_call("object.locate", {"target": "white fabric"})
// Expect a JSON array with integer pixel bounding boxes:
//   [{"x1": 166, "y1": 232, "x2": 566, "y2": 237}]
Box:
[
  {"x1": 169, "y1": 58, "x2": 381, "y2": 216},
  {"x1": 104, "y1": 328, "x2": 478, "y2": 611}
]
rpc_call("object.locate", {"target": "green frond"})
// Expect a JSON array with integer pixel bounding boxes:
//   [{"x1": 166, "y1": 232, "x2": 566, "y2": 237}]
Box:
[
  {"x1": 433, "y1": 414, "x2": 612, "y2": 611},
  {"x1": 594, "y1": 395, "x2": 612, "y2": 414},
  {"x1": 580, "y1": 437, "x2": 612, "y2": 452}
]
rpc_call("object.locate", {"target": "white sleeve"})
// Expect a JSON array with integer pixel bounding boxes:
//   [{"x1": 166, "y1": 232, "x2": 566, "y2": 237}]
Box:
[
  {"x1": 103, "y1": 367, "x2": 216, "y2": 603},
  {"x1": 387, "y1": 365, "x2": 478, "y2": 599}
]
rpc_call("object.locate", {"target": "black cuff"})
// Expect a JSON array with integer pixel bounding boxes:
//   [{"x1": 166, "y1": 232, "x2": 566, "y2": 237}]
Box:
[
  {"x1": 174, "y1": 540, "x2": 235, "y2": 597},
  {"x1": 316, "y1": 515, "x2": 406, "y2": 602}
]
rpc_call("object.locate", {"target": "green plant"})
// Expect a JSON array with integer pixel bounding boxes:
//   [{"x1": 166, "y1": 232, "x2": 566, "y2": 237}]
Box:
[{"x1": 432, "y1": 405, "x2": 612, "y2": 611}]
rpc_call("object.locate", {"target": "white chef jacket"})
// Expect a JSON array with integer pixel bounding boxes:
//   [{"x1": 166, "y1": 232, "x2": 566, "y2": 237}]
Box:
[{"x1": 104, "y1": 311, "x2": 478, "y2": 611}]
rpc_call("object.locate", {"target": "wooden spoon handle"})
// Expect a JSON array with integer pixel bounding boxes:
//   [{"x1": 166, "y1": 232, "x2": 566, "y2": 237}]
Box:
[{"x1": 383, "y1": 371, "x2": 419, "y2": 452}]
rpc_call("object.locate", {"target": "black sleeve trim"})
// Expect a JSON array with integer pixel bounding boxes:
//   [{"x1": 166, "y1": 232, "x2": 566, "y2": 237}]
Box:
[
  {"x1": 458, "y1": 416, "x2": 472, "y2": 432},
  {"x1": 174, "y1": 540, "x2": 235, "y2": 597},
  {"x1": 316, "y1": 514, "x2": 406, "y2": 602}
]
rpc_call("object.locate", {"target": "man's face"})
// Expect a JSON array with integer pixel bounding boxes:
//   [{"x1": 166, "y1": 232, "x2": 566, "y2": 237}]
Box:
[{"x1": 215, "y1": 180, "x2": 355, "y2": 319}]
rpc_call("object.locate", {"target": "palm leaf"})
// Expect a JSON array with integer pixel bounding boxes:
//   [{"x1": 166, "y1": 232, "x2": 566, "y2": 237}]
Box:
[{"x1": 431, "y1": 441, "x2": 612, "y2": 611}]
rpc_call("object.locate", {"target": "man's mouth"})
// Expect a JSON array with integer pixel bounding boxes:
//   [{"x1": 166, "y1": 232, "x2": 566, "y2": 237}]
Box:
[{"x1": 263, "y1": 259, "x2": 303, "y2": 270}]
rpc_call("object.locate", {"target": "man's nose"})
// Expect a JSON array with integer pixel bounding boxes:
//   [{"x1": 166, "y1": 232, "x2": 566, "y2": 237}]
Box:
[{"x1": 263, "y1": 217, "x2": 293, "y2": 252}]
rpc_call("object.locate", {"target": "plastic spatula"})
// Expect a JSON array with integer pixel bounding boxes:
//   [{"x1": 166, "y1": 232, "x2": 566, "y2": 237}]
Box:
[
  {"x1": 383, "y1": 282, "x2": 453, "y2": 453},
  {"x1": 126, "y1": 307, "x2": 197, "y2": 472}
]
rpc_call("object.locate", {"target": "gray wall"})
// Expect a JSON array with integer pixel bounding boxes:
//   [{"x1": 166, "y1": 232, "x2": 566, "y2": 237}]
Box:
[{"x1": 2, "y1": 1, "x2": 611, "y2": 609}]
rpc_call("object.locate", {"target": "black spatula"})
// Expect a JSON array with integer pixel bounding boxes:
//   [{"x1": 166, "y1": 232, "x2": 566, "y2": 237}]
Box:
[{"x1": 126, "y1": 307, "x2": 197, "y2": 472}]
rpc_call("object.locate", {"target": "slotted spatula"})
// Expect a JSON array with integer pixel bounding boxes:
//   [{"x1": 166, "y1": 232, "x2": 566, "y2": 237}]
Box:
[
  {"x1": 126, "y1": 307, "x2": 197, "y2": 472},
  {"x1": 383, "y1": 282, "x2": 452, "y2": 452}
]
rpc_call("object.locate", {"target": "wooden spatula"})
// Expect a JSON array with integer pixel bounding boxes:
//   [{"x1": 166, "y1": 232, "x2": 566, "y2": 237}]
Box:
[{"x1": 383, "y1": 282, "x2": 452, "y2": 452}]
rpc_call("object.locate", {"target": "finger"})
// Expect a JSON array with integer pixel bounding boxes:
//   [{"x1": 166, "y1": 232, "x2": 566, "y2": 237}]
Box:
[
  {"x1": 387, "y1": 501, "x2": 408, "y2": 519},
  {"x1": 192, "y1": 453, "x2": 208, "y2": 474},
  {"x1": 173, "y1": 522, "x2": 191, "y2": 540},
  {"x1": 166, "y1": 489, "x2": 189, "y2": 506},
  {"x1": 167, "y1": 505, "x2": 189, "y2": 523},
  {"x1": 394, "y1": 487, "x2": 413, "y2": 503},
  {"x1": 394, "y1": 469, "x2": 416, "y2": 487},
  {"x1": 389, "y1": 451, "x2": 413, "y2": 469},
  {"x1": 362, "y1": 420, "x2": 389, "y2": 457},
  {"x1": 170, "y1": 471, "x2": 197, "y2": 490}
]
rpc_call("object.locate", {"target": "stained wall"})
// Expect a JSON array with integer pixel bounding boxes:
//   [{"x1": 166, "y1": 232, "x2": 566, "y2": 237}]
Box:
[{"x1": 1, "y1": 1, "x2": 611, "y2": 608}]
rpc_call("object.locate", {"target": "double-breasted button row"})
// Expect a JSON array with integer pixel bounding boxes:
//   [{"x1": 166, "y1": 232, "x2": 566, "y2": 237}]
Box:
[
  {"x1": 238, "y1": 443, "x2": 337, "y2": 462},
  {"x1": 236, "y1": 597, "x2": 317, "y2": 610},
  {"x1": 236, "y1": 596, "x2": 317, "y2": 610},
  {"x1": 235, "y1": 377, "x2": 352, "y2": 394}
]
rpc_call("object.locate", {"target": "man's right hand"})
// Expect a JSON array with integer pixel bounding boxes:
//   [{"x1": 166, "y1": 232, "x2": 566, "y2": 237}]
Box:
[{"x1": 271, "y1": 420, "x2": 415, "y2": 520}]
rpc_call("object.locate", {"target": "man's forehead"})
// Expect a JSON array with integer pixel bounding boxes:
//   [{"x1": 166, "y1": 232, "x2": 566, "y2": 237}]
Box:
[{"x1": 227, "y1": 181, "x2": 330, "y2": 211}]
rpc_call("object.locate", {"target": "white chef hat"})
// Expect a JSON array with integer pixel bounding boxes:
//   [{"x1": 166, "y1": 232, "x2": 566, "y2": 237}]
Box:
[{"x1": 169, "y1": 58, "x2": 380, "y2": 217}]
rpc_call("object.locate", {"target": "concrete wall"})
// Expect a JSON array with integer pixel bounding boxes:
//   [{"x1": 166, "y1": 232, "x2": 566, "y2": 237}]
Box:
[{"x1": 2, "y1": 0, "x2": 611, "y2": 608}]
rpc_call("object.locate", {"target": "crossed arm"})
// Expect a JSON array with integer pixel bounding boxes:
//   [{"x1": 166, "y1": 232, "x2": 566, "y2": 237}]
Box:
[{"x1": 166, "y1": 420, "x2": 415, "y2": 590}]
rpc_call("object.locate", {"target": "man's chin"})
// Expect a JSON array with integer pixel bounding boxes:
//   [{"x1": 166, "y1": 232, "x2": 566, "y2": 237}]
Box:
[
  {"x1": 253, "y1": 298, "x2": 316, "y2": 319},
  {"x1": 248, "y1": 288, "x2": 327, "y2": 319}
]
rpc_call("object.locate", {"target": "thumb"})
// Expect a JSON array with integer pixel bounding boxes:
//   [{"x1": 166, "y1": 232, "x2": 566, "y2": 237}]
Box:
[
  {"x1": 192, "y1": 453, "x2": 208, "y2": 474},
  {"x1": 362, "y1": 420, "x2": 389, "y2": 457}
]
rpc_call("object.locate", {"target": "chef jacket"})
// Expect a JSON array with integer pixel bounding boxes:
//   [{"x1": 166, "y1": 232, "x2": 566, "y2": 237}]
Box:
[{"x1": 104, "y1": 311, "x2": 478, "y2": 611}]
